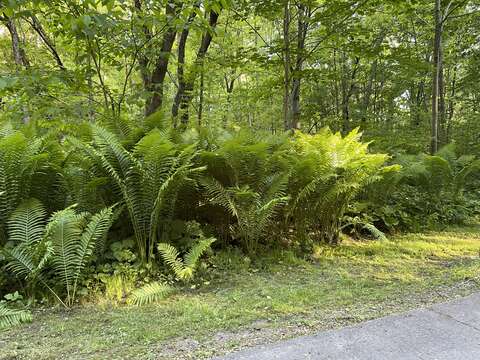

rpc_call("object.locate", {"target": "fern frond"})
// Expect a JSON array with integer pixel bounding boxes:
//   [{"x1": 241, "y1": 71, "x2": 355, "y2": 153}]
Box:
[
  {"x1": 7, "y1": 199, "x2": 46, "y2": 246},
  {"x1": 0, "y1": 304, "x2": 32, "y2": 330},
  {"x1": 71, "y1": 206, "x2": 115, "y2": 298},
  {"x1": 4, "y1": 246, "x2": 37, "y2": 280},
  {"x1": 127, "y1": 282, "x2": 172, "y2": 306},
  {"x1": 201, "y1": 177, "x2": 238, "y2": 218},
  {"x1": 157, "y1": 243, "x2": 185, "y2": 276},
  {"x1": 184, "y1": 238, "x2": 216, "y2": 270},
  {"x1": 46, "y1": 208, "x2": 85, "y2": 305}
]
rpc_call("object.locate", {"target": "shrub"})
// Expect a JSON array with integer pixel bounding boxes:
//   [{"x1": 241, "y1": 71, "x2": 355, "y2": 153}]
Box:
[{"x1": 361, "y1": 144, "x2": 480, "y2": 231}]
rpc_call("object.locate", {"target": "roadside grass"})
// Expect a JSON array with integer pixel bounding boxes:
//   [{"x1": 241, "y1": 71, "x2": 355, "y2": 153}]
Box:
[{"x1": 1, "y1": 226, "x2": 479, "y2": 359}]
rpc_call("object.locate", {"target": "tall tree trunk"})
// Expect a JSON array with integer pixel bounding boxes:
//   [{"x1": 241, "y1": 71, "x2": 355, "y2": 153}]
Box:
[
  {"x1": 438, "y1": 44, "x2": 446, "y2": 146},
  {"x1": 172, "y1": 9, "x2": 220, "y2": 126},
  {"x1": 172, "y1": 9, "x2": 198, "y2": 125},
  {"x1": 290, "y1": 3, "x2": 308, "y2": 130},
  {"x1": 145, "y1": 1, "x2": 178, "y2": 116},
  {"x1": 333, "y1": 49, "x2": 340, "y2": 117},
  {"x1": 198, "y1": 66, "x2": 205, "y2": 126},
  {"x1": 341, "y1": 55, "x2": 360, "y2": 134},
  {"x1": 341, "y1": 52, "x2": 349, "y2": 133},
  {"x1": 3, "y1": 16, "x2": 29, "y2": 68},
  {"x1": 362, "y1": 30, "x2": 385, "y2": 122},
  {"x1": 282, "y1": 0, "x2": 291, "y2": 131},
  {"x1": 133, "y1": 0, "x2": 153, "y2": 94},
  {"x1": 2, "y1": 15, "x2": 30, "y2": 124},
  {"x1": 431, "y1": 0, "x2": 442, "y2": 154},
  {"x1": 223, "y1": 76, "x2": 235, "y2": 128},
  {"x1": 446, "y1": 64, "x2": 457, "y2": 142}
]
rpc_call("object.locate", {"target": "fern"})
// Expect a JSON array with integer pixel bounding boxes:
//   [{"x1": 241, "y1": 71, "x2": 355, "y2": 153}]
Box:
[
  {"x1": 290, "y1": 128, "x2": 389, "y2": 244},
  {"x1": 205, "y1": 175, "x2": 289, "y2": 253},
  {"x1": 4, "y1": 200, "x2": 115, "y2": 307},
  {"x1": 127, "y1": 282, "x2": 172, "y2": 306},
  {"x1": 7, "y1": 198, "x2": 46, "y2": 246},
  {"x1": 71, "y1": 125, "x2": 205, "y2": 263},
  {"x1": 0, "y1": 304, "x2": 32, "y2": 330},
  {"x1": 158, "y1": 238, "x2": 215, "y2": 281}
]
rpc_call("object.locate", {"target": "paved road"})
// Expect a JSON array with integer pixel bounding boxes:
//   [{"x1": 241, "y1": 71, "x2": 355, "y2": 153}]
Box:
[{"x1": 215, "y1": 293, "x2": 480, "y2": 360}]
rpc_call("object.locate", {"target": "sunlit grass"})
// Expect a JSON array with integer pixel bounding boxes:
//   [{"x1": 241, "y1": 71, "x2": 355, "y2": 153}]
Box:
[{"x1": 1, "y1": 226, "x2": 479, "y2": 359}]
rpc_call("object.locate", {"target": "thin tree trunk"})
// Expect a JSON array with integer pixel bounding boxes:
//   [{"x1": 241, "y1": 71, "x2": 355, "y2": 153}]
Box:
[
  {"x1": 283, "y1": 0, "x2": 291, "y2": 131},
  {"x1": 2, "y1": 15, "x2": 30, "y2": 124},
  {"x1": 362, "y1": 30, "x2": 385, "y2": 122},
  {"x1": 27, "y1": 15, "x2": 65, "y2": 70},
  {"x1": 431, "y1": 0, "x2": 442, "y2": 154},
  {"x1": 290, "y1": 3, "x2": 308, "y2": 130},
  {"x1": 198, "y1": 66, "x2": 204, "y2": 126},
  {"x1": 333, "y1": 49, "x2": 340, "y2": 117},
  {"x1": 173, "y1": 9, "x2": 220, "y2": 126},
  {"x1": 3, "y1": 16, "x2": 29, "y2": 68},
  {"x1": 172, "y1": 9, "x2": 198, "y2": 125},
  {"x1": 341, "y1": 55, "x2": 360, "y2": 134},
  {"x1": 223, "y1": 76, "x2": 235, "y2": 128},
  {"x1": 133, "y1": 0, "x2": 153, "y2": 93},
  {"x1": 446, "y1": 64, "x2": 457, "y2": 142},
  {"x1": 438, "y1": 44, "x2": 446, "y2": 146},
  {"x1": 145, "y1": 1, "x2": 178, "y2": 116}
]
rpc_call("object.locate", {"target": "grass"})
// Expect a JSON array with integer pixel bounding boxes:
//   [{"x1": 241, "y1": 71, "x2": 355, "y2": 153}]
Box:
[{"x1": 1, "y1": 226, "x2": 480, "y2": 359}]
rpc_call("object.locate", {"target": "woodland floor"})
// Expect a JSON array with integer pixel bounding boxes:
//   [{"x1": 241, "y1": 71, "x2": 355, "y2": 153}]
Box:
[{"x1": 1, "y1": 226, "x2": 480, "y2": 360}]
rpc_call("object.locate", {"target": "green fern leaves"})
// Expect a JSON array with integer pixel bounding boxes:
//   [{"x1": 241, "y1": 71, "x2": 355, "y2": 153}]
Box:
[
  {"x1": 4, "y1": 200, "x2": 115, "y2": 307},
  {"x1": 158, "y1": 238, "x2": 215, "y2": 281},
  {"x1": 290, "y1": 128, "x2": 389, "y2": 244},
  {"x1": 127, "y1": 282, "x2": 172, "y2": 306},
  {"x1": 0, "y1": 304, "x2": 32, "y2": 330},
  {"x1": 73, "y1": 125, "x2": 205, "y2": 263}
]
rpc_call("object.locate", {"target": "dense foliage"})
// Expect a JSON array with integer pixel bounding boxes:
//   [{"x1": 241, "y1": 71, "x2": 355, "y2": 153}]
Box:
[{"x1": 0, "y1": 0, "x2": 479, "y2": 328}]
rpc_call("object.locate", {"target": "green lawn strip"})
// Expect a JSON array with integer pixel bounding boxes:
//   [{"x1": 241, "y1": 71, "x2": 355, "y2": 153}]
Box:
[{"x1": 1, "y1": 227, "x2": 479, "y2": 360}]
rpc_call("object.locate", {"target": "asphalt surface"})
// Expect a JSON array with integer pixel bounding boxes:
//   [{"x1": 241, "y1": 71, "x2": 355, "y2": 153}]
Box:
[{"x1": 215, "y1": 292, "x2": 480, "y2": 360}]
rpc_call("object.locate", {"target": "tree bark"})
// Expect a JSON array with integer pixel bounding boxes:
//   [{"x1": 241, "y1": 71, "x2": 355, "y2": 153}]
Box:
[
  {"x1": 341, "y1": 55, "x2": 360, "y2": 134},
  {"x1": 431, "y1": 0, "x2": 442, "y2": 154},
  {"x1": 438, "y1": 43, "x2": 446, "y2": 146},
  {"x1": 283, "y1": 0, "x2": 291, "y2": 131},
  {"x1": 290, "y1": 3, "x2": 308, "y2": 130},
  {"x1": 362, "y1": 30, "x2": 385, "y2": 122},
  {"x1": 222, "y1": 75, "x2": 235, "y2": 128},
  {"x1": 133, "y1": 0, "x2": 153, "y2": 93},
  {"x1": 2, "y1": 14, "x2": 30, "y2": 124},
  {"x1": 145, "y1": 1, "x2": 178, "y2": 116},
  {"x1": 172, "y1": 9, "x2": 220, "y2": 126},
  {"x1": 3, "y1": 16, "x2": 29, "y2": 68},
  {"x1": 27, "y1": 15, "x2": 65, "y2": 70},
  {"x1": 446, "y1": 64, "x2": 457, "y2": 142},
  {"x1": 171, "y1": 9, "x2": 198, "y2": 124}
]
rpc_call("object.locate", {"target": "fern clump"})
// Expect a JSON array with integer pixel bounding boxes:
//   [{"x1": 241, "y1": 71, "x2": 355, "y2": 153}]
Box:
[
  {"x1": 366, "y1": 144, "x2": 480, "y2": 230},
  {"x1": 289, "y1": 128, "x2": 392, "y2": 244},
  {"x1": 202, "y1": 176, "x2": 288, "y2": 254},
  {"x1": 198, "y1": 129, "x2": 291, "y2": 253},
  {"x1": 71, "y1": 125, "x2": 205, "y2": 263},
  {"x1": 3, "y1": 199, "x2": 115, "y2": 307},
  {"x1": 0, "y1": 131, "x2": 61, "y2": 244}
]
